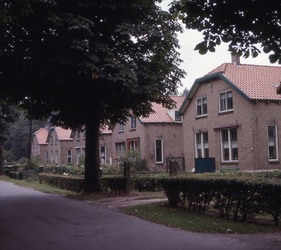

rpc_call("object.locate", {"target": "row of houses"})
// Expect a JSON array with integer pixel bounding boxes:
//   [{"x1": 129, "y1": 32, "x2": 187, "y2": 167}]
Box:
[{"x1": 31, "y1": 56, "x2": 281, "y2": 172}]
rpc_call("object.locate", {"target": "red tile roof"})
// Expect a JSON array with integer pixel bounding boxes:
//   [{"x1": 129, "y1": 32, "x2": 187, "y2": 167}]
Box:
[
  {"x1": 207, "y1": 63, "x2": 281, "y2": 100},
  {"x1": 34, "y1": 128, "x2": 48, "y2": 145},
  {"x1": 54, "y1": 127, "x2": 73, "y2": 141},
  {"x1": 140, "y1": 95, "x2": 185, "y2": 123}
]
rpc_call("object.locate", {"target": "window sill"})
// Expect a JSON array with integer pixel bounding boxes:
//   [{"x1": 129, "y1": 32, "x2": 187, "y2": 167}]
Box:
[
  {"x1": 156, "y1": 162, "x2": 163, "y2": 165},
  {"x1": 195, "y1": 115, "x2": 207, "y2": 120},
  {"x1": 269, "y1": 160, "x2": 280, "y2": 164},
  {"x1": 118, "y1": 131, "x2": 124, "y2": 133},
  {"x1": 220, "y1": 161, "x2": 238, "y2": 165},
  {"x1": 218, "y1": 110, "x2": 233, "y2": 115},
  {"x1": 130, "y1": 128, "x2": 136, "y2": 131}
]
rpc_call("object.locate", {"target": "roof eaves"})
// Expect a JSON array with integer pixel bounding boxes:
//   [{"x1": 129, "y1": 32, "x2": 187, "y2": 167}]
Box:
[{"x1": 178, "y1": 72, "x2": 250, "y2": 115}]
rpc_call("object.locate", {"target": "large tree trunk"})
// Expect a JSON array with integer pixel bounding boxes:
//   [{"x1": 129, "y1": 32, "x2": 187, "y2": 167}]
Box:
[
  {"x1": 0, "y1": 145, "x2": 3, "y2": 175},
  {"x1": 84, "y1": 119, "x2": 101, "y2": 192}
]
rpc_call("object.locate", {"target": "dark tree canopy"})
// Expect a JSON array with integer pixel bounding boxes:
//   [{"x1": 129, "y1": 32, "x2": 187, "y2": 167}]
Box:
[
  {"x1": 171, "y1": 0, "x2": 281, "y2": 63},
  {"x1": 0, "y1": 0, "x2": 185, "y2": 191}
]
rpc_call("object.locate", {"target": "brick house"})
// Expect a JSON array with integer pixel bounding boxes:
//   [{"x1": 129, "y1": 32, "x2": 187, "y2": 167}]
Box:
[
  {"x1": 111, "y1": 95, "x2": 185, "y2": 170},
  {"x1": 31, "y1": 127, "x2": 48, "y2": 161},
  {"x1": 70, "y1": 126, "x2": 113, "y2": 165},
  {"x1": 179, "y1": 56, "x2": 281, "y2": 172},
  {"x1": 44, "y1": 127, "x2": 73, "y2": 164}
]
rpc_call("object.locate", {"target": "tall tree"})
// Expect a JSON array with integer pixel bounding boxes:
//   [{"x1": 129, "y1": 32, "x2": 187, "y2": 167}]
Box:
[
  {"x1": 0, "y1": 104, "x2": 19, "y2": 175},
  {"x1": 4, "y1": 112, "x2": 45, "y2": 160},
  {"x1": 170, "y1": 0, "x2": 281, "y2": 63},
  {"x1": 0, "y1": 0, "x2": 185, "y2": 191}
]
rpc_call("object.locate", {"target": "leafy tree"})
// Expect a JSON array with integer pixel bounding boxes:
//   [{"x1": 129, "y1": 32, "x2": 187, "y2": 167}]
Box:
[
  {"x1": 0, "y1": 0, "x2": 185, "y2": 192},
  {"x1": 5, "y1": 112, "x2": 44, "y2": 160},
  {"x1": 0, "y1": 104, "x2": 19, "y2": 174},
  {"x1": 171, "y1": 0, "x2": 281, "y2": 63}
]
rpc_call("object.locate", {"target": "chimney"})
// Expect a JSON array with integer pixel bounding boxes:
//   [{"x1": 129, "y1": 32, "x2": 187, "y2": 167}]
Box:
[{"x1": 231, "y1": 55, "x2": 240, "y2": 66}]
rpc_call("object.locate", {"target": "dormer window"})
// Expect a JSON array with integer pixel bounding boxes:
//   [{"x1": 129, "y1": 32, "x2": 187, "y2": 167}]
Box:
[
  {"x1": 220, "y1": 91, "x2": 233, "y2": 112},
  {"x1": 119, "y1": 123, "x2": 124, "y2": 132},
  {"x1": 196, "y1": 97, "x2": 207, "y2": 116}
]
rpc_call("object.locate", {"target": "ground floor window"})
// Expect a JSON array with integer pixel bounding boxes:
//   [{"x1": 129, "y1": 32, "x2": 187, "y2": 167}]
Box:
[
  {"x1": 76, "y1": 148, "x2": 81, "y2": 164},
  {"x1": 156, "y1": 139, "x2": 163, "y2": 163},
  {"x1": 116, "y1": 142, "x2": 125, "y2": 154},
  {"x1": 55, "y1": 150, "x2": 58, "y2": 164},
  {"x1": 67, "y1": 150, "x2": 72, "y2": 164},
  {"x1": 45, "y1": 152, "x2": 49, "y2": 162},
  {"x1": 221, "y1": 128, "x2": 238, "y2": 162},
  {"x1": 50, "y1": 151, "x2": 53, "y2": 163},
  {"x1": 100, "y1": 146, "x2": 106, "y2": 164},
  {"x1": 127, "y1": 138, "x2": 139, "y2": 151},
  {"x1": 268, "y1": 125, "x2": 278, "y2": 160},
  {"x1": 195, "y1": 132, "x2": 209, "y2": 158}
]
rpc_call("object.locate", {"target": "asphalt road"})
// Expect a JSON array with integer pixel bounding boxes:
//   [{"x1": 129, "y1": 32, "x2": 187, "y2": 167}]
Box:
[{"x1": 0, "y1": 180, "x2": 280, "y2": 250}]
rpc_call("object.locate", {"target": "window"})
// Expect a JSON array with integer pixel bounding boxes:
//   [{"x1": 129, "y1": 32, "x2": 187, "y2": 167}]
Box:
[
  {"x1": 45, "y1": 152, "x2": 49, "y2": 162},
  {"x1": 50, "y1": 151, "x2": 53, "y2": 163},
  {"x1": 83, "y1": 129, "x2": 86, "y2": 139},
  {"x1": 77, "y1": 132, "x2": 80, "y2": 140},
  {"x1": 268, "y1": 126, "x2": 278, "y2": 160},
  {"x1": 33, "y1": 140, "x2": 35, "y2": 149},
  {"x1": 116, "y1": 142, "x2": 125, "y2": 153},
  {"x1": 100, "y1": 146, "x2": 106, "y2": 164},
  {"x1": 50, "y1": 136, "x2": 53, "y2": 145},
  {"x1": 221, "y1": 128, "x2": 238, "y2": 162},
  {"x1": 76, "y1": 148, "x2": 81, "y2": 164},
  {"x1": 131, "y1": 116, "x2": 136, "y2": 129},
  {"x1": 220, "y1": 91, "x2": 233, "y2": 112},
  {"x1": 119, "y1": 123, "x2": 124, "y2": 132},
  {"x1": 55, "y1": 150, "x2": 58, "y2": 164},
  {"x1": 196, "y1": 97, "x2": 207, "y2": 116},
  {"x1": 67, "y1": 150, "x2": 72, "y2": 164},
  {"x1": 55, "y1": 135, "x2": 58, "y2": 144},
  {"x1": 195, "y1": 132, "x2": 209, "y2": 158},
  {"x1": 156, "y1": 139, "x2": 163, "y2": 163}
]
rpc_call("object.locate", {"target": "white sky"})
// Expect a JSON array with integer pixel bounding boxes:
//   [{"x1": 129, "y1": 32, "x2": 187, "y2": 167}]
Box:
[{"x1": 159, "y1": 0, "x2": 279, "y2": 93}]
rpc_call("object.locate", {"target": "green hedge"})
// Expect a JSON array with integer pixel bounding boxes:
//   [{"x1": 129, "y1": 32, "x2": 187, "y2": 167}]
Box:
[
  {"x1": 38, "y1": 174, "x2": 84, "y2": 193},
  {"x1": 158, "y1": 172, "x2": 281, "y2": 226}
]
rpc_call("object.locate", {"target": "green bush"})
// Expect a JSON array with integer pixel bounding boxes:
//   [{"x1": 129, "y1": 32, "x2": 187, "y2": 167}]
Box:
[
  {"x1": 118, "y1": 149, "x2": 147, "y2": 171},
  {"x1": 78, "y1": 154, "x2": 85, "y2": 166}
]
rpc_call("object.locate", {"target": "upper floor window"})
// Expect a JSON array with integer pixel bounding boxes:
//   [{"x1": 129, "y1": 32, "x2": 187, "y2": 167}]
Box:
[
  {"x1": 50, "y1": 136, "x2": 53, "y2": 145},
  {"x1": 220, "y1": 91, "x2": 233, "y2": 112},
  {"x1": 220, "y1": 128, "x2": 238, "y2": 162},
  {"x1": 268, "y1": 126, "x2": 278, "y2": 160},
  {"x1": 131, "y1": 116, "x2": 136, "y2": 129},
  {"x1": 77, "y1": 132, "x2": 80, "y2": 140},
  {"x1": 83, "y1": 129, "x2": 86, "y2": 139},
  {"x1": 196, "y1": 97, "x2": 207, "y2": 116},
  {"x1": 195, "y1": 132, "x2": 209, "y2": 158},
  {"x1": 55, "y1": 135, "x2": 58, "y2": 144},
  {"x1": 119, "y1": 123, "x2": 124, "y2": 132}
]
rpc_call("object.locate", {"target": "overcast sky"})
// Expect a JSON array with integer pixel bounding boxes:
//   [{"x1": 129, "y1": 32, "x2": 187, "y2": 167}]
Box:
[{"x1": 159, "y1": 0, "x2": 280, "y2": 93}]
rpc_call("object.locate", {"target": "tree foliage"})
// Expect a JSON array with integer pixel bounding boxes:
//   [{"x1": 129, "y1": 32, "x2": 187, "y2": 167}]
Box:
[
  {"x1": 171, "y1": 0, "x2": 281, "y2": 63},
  {"x1": 0, "y1": 0, "x2": 185, "y2": 191}
]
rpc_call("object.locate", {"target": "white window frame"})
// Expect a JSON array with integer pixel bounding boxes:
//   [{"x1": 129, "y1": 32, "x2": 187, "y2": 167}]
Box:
[
  {"x1": 55, "y1": 150, "x2": 58, "y2": 164},
  {"x1": 195, "y1": 132, "x2": 209, "y2": 158},
  {"x1": 155, "y1": 139, "x2": 163, "y2": 163},
  {"x1": 196, "y1": 97, "x2": 207, "y2": 117},
  {"x1": 55, "y1": 134, "x2": 58, "y2": 144},
  {"x1": 219, "y1": 90, "x2": 233, "y2": 112},
  {"x1": 116, "y1": 142, "x2": 125, "y2": 153},
  {"x1": 45, "y1": 152, "x2": 49, "y2": 162},
  {"x1": 119, "y1": 123, "x2": 124, "y2": 132},
  {"x1": 220, "y1": 128, "x2": 238, "y2": 162},
  {"x1": 77, "y1": 131, "x2": 80, "y2": 140},
  {"x1": 50, "y1": 151, "x2": 53, "y2": 163},
  {"x1": 131, "y1": 116, "x2": 136, "y2": 129},
  {"x1": 100, "y1": 146, "x2": 106, "y2": 164},
  {"x1": 67, "y1": 150, "x2": 72, "y2": 164},
  {"x1": 76, "y1": 148, "x2": 81, "y2": 164},
  {"x1": 268, "y1": 125, "x2": 279, "y2": 161},
  {"x1": 50, "y1": 135, "x2": 53, "y2": 145}
]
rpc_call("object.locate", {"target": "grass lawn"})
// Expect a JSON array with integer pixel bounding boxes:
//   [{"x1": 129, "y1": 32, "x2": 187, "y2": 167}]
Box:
[{"x1": 120, "y1": 202, "x2": 281, "y2": 234}]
